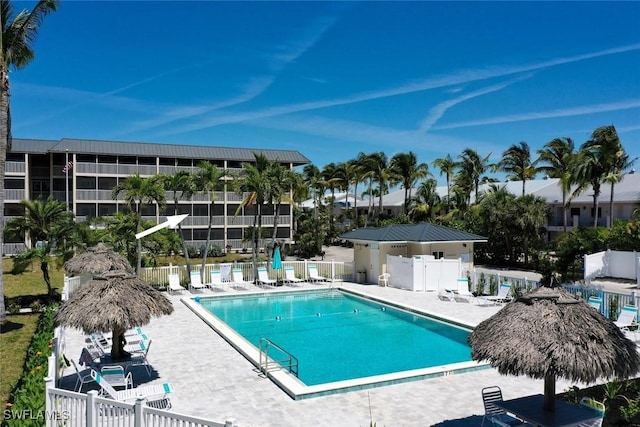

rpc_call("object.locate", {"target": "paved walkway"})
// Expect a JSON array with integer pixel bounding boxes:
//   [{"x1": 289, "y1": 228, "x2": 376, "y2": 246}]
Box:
[{"x1": 59, "y1": 282, "x2": 608, "y2": 427}]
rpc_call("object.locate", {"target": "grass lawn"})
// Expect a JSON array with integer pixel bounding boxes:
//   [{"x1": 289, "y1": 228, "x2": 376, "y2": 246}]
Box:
[
  {"x1": 0, "y1": 314, "x2": 40, "y2": 408},
  {"x1": 3, "y1": 258, "x2": 65, "y2": 299}
]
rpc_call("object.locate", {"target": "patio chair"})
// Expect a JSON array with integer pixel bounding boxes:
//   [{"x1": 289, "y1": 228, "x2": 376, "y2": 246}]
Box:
[
  {"x1": 189, "y1": 271, "x2": 206, "y2": 292},
  {"x1": 167, "y1": 273, "x2": 185, "y2": 294},
  {"x1": 71, "y1": 359, "x2": 94, "y2": 392},
  {"x1": 308, "y1": 265, "x2": 328, "y2": 283},
  {"x1": 257, "y1": 267, "x2": 278, "y2": 287},
  {"x1": 208, "y1": 270, "x2": 227, "y2": 291},
  {"x1": 79, "y1": 347, "x2": 100, "y2": 370},
  {"x1": 284, "y1": 267, "x2": 304, "y2": 286},
  {"x1": 232, "y1": 268, "x2": 251, "y2": 290},
  {"x1": 578, "y1": 397, "x2": 605, "y2": 427},
  {"x1": 378, "y1": 273, "x2": 390, "y2": 287},
  {"x1": 481, "y1": 386, "x2": 527, "y2": 427},
  {"x1": 100, "y1": 365, "x2": 133, "y2": 390},
  {"x1": 90, "y1": 370, "x2": 173, "y2": 409},
  {"x1": 479, "y1": 283, "x2": 513, "y2": 305},
  {"x1": 587, "y1": 296, "x2": 603, "y2": 312},
  {"x1": 126, "y1": 340, "x2": 152, "y2": 375},
  {"x1": 614, "y1": 305, "x2": 638, "y2": 337}
]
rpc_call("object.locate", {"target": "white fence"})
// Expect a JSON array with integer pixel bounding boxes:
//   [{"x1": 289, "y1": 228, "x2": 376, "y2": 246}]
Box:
[
  {"x1": 386, "y1": 255, "x2": 462, "y2": 292},
  {"x1": 584, "y1": 250, "x2": 639, "y2": 286},
  {"x1": 466, "y1": 269, "x2": 540, "y2": 296},
  {"x1": 562, "y1": 283, "x2": 639, "y2": 320}
]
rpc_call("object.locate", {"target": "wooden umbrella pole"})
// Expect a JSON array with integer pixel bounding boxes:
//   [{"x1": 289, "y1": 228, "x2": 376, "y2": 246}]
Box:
[{"x1": 544, "y1": 372, "x2": 556, "y2": 411}]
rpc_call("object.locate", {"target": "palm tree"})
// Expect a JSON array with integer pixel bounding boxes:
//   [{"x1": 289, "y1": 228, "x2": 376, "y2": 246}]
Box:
[
  {"x1": 514, "y1": 194, "x2": 549, "y2": 265},
  {"x1": 112, "y1": 174, "x2": 166, "y2": 274},
  {"x1": 432, "y1": 154, "x2": 456, "y2": 213},
  {"x1": 458, "y1": 148, "x2": 491, "y2": 205},
  {"x1": 321, "y1": 162, "x2": 343, "y2": 237},
  {"x1": 160, "y1": 170, "x2": 196, "y2": 278},
  {"x1": 234, "y1": 153, "x2": 272, "y2": 281},
  {"x1": 356, "y1": 152, "x2": 377, "y2": 226},
  {"x1": 0, "y1": 0, "x2": 59, "y2": 323},
  {"x1": 390, "y1": 151, "x2": 430, "y2": 214},
  {"x1": 267, "y1": 163, "x2": 299, "y2": 248},
  {"x1": 4, "y1": 197, "x2": 74, "y2": 294},
  {"x1": 573, "y1": 126, "x2": 621, "y2": 228},
  {"x1": 499, "y1": 141, "x2": 538, "y2": 196},
  {"x1": 408, "y1": 178, "x2": 441, "y2": 222},
  {"x1": 537, "y1": 137, "x2": 577, "y2": 232},
  {"x1": 368, "y1": 152, "x2": 390, "y2": 216},
  {"x1": 194, "y1": 161, "x2": 225, "y2": 279}
]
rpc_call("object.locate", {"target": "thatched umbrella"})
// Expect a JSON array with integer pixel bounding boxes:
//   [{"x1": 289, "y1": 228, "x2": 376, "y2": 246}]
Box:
[
  {"x1": 54, "y1": 271, "x2": 173, "y2": 360},
  {"x1": 64, "y1": 243, "x2": 134, "y2": 276},
  {"x1": 469, "y1": 285, "x2": 640, "y2": 411}
]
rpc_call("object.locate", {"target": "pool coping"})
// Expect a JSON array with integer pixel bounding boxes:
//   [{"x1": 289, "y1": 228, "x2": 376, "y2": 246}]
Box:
[{"x1": 181, "y1": 286, "x2": 490, "y2": 400}]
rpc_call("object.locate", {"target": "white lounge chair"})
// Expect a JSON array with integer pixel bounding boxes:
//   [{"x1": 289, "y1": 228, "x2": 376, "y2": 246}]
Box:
[
  {"x1": 454, "y1": 278, "x2": 476, "y2": 303},
  {"x1": 579, "y1": 397, "x2": 605, "y2": 427},
  {"x1": 257, "y1": 267, "x2": 277, "y2": 287},
  {"x1": 90, "y1": 370, "x2": 173, "y2": 409},
  {"x1": 189, "y1": 271, "x2": 206, "y2": 292},
  {"x1": 479, "y1": 283, "x2": 513, "y2": 305},
  {"x1": 308, "y1": 265, "x2": 328, "y2": 283},
  {"x1": 100, "y1": 365, "x2": 133, "y2": 390},
  {"x1": 614, "y1": 305, "x2": 638, "y2": 339},
  {"x1": 284, "y1": 267, "x2": 304, "y2": 286},
  {"x1": 208, "y1": 270, "x2": 227, "y2": 291},
  {"x1": 587, "y1": 296, "x2": 603, "y2": 312},
  {"x1": 167, "y1": 273, "x2": 185, "y2": 294},
  {"x1": 232, "y1": 268, "x2": 251, "y2": 290}
]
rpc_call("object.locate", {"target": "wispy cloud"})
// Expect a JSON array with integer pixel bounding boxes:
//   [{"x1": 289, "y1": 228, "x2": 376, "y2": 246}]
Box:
[
  {"x1": 418, "y1": 73, "x2": 534, "y2": 133},
  {"x1": 433, "y1": 99, "x2": 640, "y2": 130},
  {"x1": 160, "y1": 43, "x2": 640, "y2": 136}
]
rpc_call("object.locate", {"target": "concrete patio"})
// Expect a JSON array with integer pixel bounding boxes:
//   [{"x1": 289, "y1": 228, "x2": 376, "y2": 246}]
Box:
[{"x1": 59, "y1": 281, "x2": 601, "y2": 427}]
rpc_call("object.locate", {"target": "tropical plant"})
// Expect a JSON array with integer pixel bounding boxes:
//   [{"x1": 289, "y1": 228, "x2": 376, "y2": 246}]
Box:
[
  {"x1": 4, "y1": 197, "x2": 74, "y2": 294},
  {"x1": 389, "y1": 151, "x2": 429, "y2": 214},
  {"x1": 408, "y1": 178, "x2": 441, "y2": 222},
  {"x1": 457, "y1": 148, "x2": 491, "y2": 206},
  {"x1": 432, "y1": 153, "x2": 456, "y2": 213},
  {"x1": 111, "y1": 173, "x2": 166, "y2": 273},
  {"x1": 267, "y1": 163, "x2": 299, "y2": 248},
  {"x1": 194, "y1": 161, "x2": 225, "y2": 281},
  {"x1": 0, "y1": 0, "x2": 59, "y2": 323},
  {"x1": 537, "y1": 137, "x2": 577, "y2": 232},
  {"x1": 498, "y1": 141, "x2": 538, "y2": 196}
]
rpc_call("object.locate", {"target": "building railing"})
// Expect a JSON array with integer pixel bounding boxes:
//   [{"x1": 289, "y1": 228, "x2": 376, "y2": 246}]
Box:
[
  {"x1": 5, "y1": 161, "x2": 26, "y2": 174},
  {"x1": 5, "y1": 189, "x2": 25, "y2": 200}
]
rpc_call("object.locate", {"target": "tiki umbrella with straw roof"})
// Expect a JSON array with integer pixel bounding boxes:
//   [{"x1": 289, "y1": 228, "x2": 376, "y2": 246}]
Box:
[
  {"x1": 64, "y1": 242, "x2": 134, "y2": 276},
  {"x1": 54, "y1": 271, "x2": 173, "y2": 360},
  {"x1": 469, "y1": 285, "x2": 640, "y2": 412}
]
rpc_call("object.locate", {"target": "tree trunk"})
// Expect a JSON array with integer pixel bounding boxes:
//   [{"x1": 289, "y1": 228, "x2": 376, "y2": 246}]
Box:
[
  {"x1": 0, "y1": 78, "x2": 7, "y2": 324},
  {"x1": 609, "y1": 181, "x2": 615, "y2": 229},
  {"x1": 201, "y1": 199, "x2": 215, "y2": 282},
  {"x1": 353, "y1": 181, "x2": 358, "y2": 226},
  {"x1": 543, "y1": 372, "x2": 556, "y2": 412},
  {"x1": 41, "y1": 261, "x2": 53, "y2": 294},
  {"x1": 562, "y1": 192, "x2": 567, "y2": 233},
  {"x1": 592, "y1": 184, "x2": 600, "y2": 228},
  {"x1": 110, "y1": 326, "x2": 126, "y2": 360},
  {"x1": 173, "y1": 199, "x2": 192, "y2": 281}
]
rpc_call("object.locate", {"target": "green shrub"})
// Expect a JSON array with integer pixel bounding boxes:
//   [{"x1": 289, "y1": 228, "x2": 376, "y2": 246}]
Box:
[{"x1": 4, "y1": 305, "x2": 56, "y2": 427}]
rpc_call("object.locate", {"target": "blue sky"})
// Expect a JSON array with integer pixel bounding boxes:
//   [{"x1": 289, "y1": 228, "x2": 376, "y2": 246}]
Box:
[{"x1": 11, "y1": 1, "x2": 640, "y2": 185}]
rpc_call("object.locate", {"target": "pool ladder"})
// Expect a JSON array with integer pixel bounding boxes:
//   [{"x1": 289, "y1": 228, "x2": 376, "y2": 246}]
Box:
[{"x1": 259, "y1": 338, "x2": 299, "y2": 378}]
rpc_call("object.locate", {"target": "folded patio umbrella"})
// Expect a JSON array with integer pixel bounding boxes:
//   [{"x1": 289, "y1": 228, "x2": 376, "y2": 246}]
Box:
[{"x1": 469, "y1": 284, "x2": 640, "y2": 411}]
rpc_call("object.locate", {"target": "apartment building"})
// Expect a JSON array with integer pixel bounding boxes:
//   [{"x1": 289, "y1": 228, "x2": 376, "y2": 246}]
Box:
[{"x1": 4, "y1": 138, "x2": 310, "y2": 255}]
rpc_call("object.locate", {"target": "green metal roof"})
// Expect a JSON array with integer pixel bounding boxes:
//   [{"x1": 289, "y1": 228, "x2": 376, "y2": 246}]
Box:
[
  {"x1": 341, "y1": 223, "x2": 487, "y2": 243},
  {"x1": 11, "y1": 137, "x2": 310, "y2": 165}
]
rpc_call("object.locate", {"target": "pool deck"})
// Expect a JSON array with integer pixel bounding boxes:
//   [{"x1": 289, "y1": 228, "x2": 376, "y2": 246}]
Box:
[{"x1": 60, "y1": 282, "x2": 612, "y2": 427}]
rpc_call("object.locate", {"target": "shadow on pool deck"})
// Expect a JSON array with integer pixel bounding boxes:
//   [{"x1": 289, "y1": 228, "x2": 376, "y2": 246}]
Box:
[{"x1": 432, "y1": 415, "x2": 485, "y2": 427}]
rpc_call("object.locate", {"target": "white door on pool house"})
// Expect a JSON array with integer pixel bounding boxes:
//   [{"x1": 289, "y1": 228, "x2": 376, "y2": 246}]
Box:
[{"x1": 369, "y1": 244, "x2": 380, "y2": 284}]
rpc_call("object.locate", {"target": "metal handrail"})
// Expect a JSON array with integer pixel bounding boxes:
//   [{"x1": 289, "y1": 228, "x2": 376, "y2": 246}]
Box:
[{"x1": 259, "y1": 338, "x2": 299, "y2": 378}]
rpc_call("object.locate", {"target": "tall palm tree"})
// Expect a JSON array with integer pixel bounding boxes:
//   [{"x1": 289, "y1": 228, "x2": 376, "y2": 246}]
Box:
[
  {"x1": 5, "y1": 197, "x2": 74, "y2": 294},
  {"x1": 321, "y1": 162, "x2": 343, "y2": 236},
  {"x1": 112, "y1": 174, "x2": 166, "y2": 274},
  {"x1": 160, "y1": 170, "x2": 196, "y2": 278},
  {"x1": 432, "y1": 154, "x2": 456, "y2": 213},
  {"x1": 573, "y1": 126, "x2": 621, "y2": 228},
  {"x1": 598, "y1": 126, "x2": 635, "y2": 228},
  {"x1": 342, "y1": 159, "x2": 362, "y2": 224},
  {"x1": 0, "y1": 0, "x2": 58, "y2": 323},
  {"x1": 514, "y1": 194, "x2": 549, "y2": 266},
  {"x1": 499, "y1": 141, "x2": 538, "y2": 196},
  {"x1": 267, "y1": 163, "x2": 299, "y2": 248},
  {"x1": 458, "y1": 148, "x2": 491, "y2": 205},
  {"x1": 390, "y1": 151, "x2": 429, "y2": 214},
  {"x1": 408, "y1": 178, "x2": 441, "y2": 222},
  {"x1": 537, "y1": 137, "x2": 577, "y2": 232},
  {"x1": 234, "y1": 153, "x2": 272, "y2": 281},
  {"x1": 194, "y1": 161, "x2": 225, "y2": 279},
  {"x1": 368, "y1": 152, "x2": 390, "y2": 216},
  {"x1": 356, "y1": 152, "x2": 377, "y2": 226}
]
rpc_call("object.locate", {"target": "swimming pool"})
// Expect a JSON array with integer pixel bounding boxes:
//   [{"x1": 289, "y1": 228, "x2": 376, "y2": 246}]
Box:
[{"x1": 184, "y1": 288, "x2": 488, "y2": 399}]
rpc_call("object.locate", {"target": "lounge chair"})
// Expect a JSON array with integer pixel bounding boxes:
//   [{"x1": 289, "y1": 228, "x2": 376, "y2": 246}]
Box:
[
  {"x1": 126, "y1": 339, "x2": 152, "y2": 375},
  {"x1": 479, "y1": 283, "x2": 513, "y2": 305},
  {"x1": 454, "y1": 277, "x2": 476, "y2": 303},
  {"x1": 208, "y1": 270, "x2": 227, "y2": 291},
  {"x1": 232, "y1": 268, "x2": 251, "y2": 290},
  {"x1": 378, "y1": 273, "x2": 390, "y2": 287},
  {"x1": 189, "y1": 271, "x2": 206, "y2": 292},
  {"x1": 614, "y1": 305, "x2": 638, "y2": 338},
  {"x1": 167, "y1": 273, "x2": 185, "y2": 294},
  {"x1": 481, "y1": 386, "x2": 527, "y2": 427},
  {"x1": 90, "y1": 370, "x2": 172, "y2": 409},
  {"x1": 308, "y1": 265, "x2": 328, "y2": 283},
  {"x1": 70, "y1": 359, "x2": 93, "y2": 392},
  {"x1": 257, "y1": 267, "x2": 277, "y2": 287},
  {"x1": 284, "y1": 267, "x2": 304, "y2": 286},
  {"x1": 578, "y1": 397, "x2": 605, "y2": 427},
  {"x1": 100, "y1": 365, "x2": 133, "y2": 390},
  {"x1": 587, "y1": 296, "x2": 603, "y2": 312}
]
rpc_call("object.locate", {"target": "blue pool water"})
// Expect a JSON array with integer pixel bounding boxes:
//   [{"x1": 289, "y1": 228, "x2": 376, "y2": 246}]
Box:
[{"x1": 198, "y1": 290, "x2": 472, "y2": 386}]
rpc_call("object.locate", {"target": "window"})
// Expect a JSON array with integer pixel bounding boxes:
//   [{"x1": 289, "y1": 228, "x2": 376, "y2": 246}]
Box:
[
  {"x1": 570, "y1": 207, "x2": 580, "y2": 217},
  {"x1": 77, "y1": 177, "x2": 96, "y2": 189},
  {"x1": 177, "y1": 158, "x2": 192, "y2": 167},
  {"x1": 276, "y1": 228, "x2": 290, "y2": 238},
  {"x1": 5, "y1": 178, "x2": 24, "y2": 189},
  {"x1": 5, "y1": 203, "x2": 24, "y2": 216},
  {"x1": 98, "y1": 177, "x2": 117, "y2": 190},
  {"x1": 193, "y1": 204, "x2": 209, "y2": 216},
  {"x1": 432, "y1": 251, "x2": 444, "y2": 259},
  {"x1": 159, "y1": 158, "x2": 175, "y2": 166},
  {"x1": 76, "y1": 204, "x2": 96, "y2": 218},
  {"x1": 98, "y1": 204, "x2": 117, "y2": 216},
  {"x1": 6, "y1": 153, "x2": 24, "y2": 162},
  {"x1": 76, "y1": 154, "x2": 95, "y2": 163},
  {"x1": 119, "y1": 156, "x2": 136, "y2": 165},
  {"x1": 590, "y1": 207, "x2": 601, "y2": 218},
  {"x1": 227, "y1": 228, "x2": 243, "y2": 239},
  {"x1": 227, "y1": 204, "x2": 240, "y2": 215},
  {"x1": 98, "y1": 155, "x2": 117, "y2": 164},
  {"x1": 138, "y1": 157, "x2": 155, "y2": 165}
]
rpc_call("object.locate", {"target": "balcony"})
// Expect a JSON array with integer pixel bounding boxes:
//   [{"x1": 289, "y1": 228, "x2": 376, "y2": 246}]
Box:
[
  {"x1": 5, "y1": 161, "x2": 26, "y2": 174},
  {"x1": 5, "y1": 189, "x2": 26, "y2": 201}
]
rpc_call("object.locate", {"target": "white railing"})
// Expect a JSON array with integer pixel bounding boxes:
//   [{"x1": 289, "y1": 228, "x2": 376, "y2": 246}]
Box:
[
  {"x1": 5, "y1": 160, "x2": 26, "y2": 173},
  {"x1": 562, "y1": 283, "x2": 639, "y2": 319},
  {"x1": 44, "y1": 385, "x2": 236, "y2": 427},
  {"x1": 466, "y1": 269, "x2": 540, "y2": 296},
  {"x1": 5, "y1": 189, "x2": 25, "y2": 200},
  {"x1": 63, "y1": 275, "x2": 91, "y2": 299}
]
